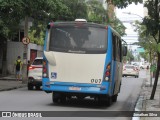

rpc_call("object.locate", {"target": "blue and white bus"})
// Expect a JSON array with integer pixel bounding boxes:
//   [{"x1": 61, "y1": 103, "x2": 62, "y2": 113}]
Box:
[{"x1": 42, "y1": 20, "x2": 127, "y2": 106}]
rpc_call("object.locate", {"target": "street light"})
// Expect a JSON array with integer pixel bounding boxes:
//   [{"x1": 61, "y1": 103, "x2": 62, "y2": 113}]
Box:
[{"x1": 122, "y1": 12, "x2": 144, "y2": 19}]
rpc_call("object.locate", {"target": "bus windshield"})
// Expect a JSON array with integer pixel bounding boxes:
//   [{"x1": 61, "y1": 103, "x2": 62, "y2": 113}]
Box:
[{"x1": 49, "y1": 26, "x2": 107, "y2": 54}]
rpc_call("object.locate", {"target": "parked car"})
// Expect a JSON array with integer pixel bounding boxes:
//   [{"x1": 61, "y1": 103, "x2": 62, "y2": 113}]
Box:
[
  {"x1": 140, "y1": 63, "x2": 150, "y2": 69},
  {"x1": 122, "y1": 64, "x2": 139, "y2": 78},
  {"x1": 28, "y1": 57, "x2": 43, "y2": 90}
]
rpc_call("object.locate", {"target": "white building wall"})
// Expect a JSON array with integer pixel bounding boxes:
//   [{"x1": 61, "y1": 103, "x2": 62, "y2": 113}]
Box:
[
  {"x1": 7, "y1": 41, "x2": 43, "y2": 74},
  {"x1": 7, "y1": 42, "x2": 24, "y2": 74}
]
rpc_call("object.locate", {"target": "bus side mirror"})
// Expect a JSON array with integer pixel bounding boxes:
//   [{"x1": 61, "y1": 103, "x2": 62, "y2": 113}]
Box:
[{"x1": 123, "y1": 46, "x2": 127, "y2": 56}]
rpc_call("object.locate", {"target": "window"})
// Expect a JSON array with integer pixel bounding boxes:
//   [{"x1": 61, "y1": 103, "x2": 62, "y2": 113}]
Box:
[
  {"x1": 32, "y1": 59, "x2": 43, "y2": 65},
  {"x1": 49, "y1": 25, "x2": 107, "y2": 54},
  {"x1": 112, "y1": 34, "x2": 122, "y2": 62},
  {"x1": 112, "y1": 34, "x2": 116, "y2": 60}
]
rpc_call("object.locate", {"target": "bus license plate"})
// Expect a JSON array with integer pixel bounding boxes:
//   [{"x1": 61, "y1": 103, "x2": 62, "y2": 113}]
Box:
[{"x1": 69, "y1": 87, "x2": 81, "y2": 91}]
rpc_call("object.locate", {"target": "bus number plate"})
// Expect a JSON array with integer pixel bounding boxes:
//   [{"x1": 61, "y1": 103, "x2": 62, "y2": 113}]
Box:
[{"x1": 69, "y1": 87, "x2": 81, "y2": 91}]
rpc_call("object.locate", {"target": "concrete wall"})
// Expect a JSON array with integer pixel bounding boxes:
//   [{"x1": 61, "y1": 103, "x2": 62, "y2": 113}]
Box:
[
  {"x1": 7, "y1": 41, "x2": 43, "y2": 74},
  {"x1": 0, "y1": 47, "x2": 3, "y2": 73},
  {"x1": 7, "y1": 42, "x2": 24, "y2": 74},
  {"x1": 27, "y1": 43, "x2": 43, "y2": 60}
]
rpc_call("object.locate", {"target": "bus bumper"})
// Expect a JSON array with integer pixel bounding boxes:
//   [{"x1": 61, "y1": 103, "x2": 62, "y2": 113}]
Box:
[{"x1": 42, "y1": 78, "x2": 110, "y2": 95}]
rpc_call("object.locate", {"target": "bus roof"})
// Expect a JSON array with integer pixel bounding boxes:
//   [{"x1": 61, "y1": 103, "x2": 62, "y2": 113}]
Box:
[{"x1": 48, "y1": 21, "x2": 122, "y2": 39}]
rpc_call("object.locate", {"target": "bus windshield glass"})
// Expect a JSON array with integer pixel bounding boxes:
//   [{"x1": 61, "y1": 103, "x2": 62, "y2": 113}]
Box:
[{"x1": 49, "y1": 25, "x2": 107, "y2": 54}]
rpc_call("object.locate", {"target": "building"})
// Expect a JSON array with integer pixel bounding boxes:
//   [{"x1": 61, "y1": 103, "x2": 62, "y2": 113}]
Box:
[
  {"x1": 7, "y1": 42, "x2": 43, "y2": 74},
  {"x1": 0, "y1": 18, "x2": 43, "y2": 75}
]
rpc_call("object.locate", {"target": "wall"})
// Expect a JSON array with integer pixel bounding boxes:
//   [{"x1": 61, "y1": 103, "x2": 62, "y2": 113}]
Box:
[
  {"x1": 7, "y1": 41, "x2": 43, "y2": 74},
  {"x1": 0, "y1": 46, "x2": 3, "y2": 73}
]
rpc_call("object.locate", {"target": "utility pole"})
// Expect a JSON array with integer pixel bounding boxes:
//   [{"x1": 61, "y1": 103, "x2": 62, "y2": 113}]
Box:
[{"x1": 22, "y1": 16, "x2": 29, "y2": 84}]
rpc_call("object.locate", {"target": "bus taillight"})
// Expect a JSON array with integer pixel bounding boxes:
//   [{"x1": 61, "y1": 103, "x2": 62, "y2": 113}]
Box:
[
  {"x1": 104, "y1": 63, "x2": 111, "y2": 81},
  {"x1": 43, "y1": 60, "x2": 48, "y2": 78}
]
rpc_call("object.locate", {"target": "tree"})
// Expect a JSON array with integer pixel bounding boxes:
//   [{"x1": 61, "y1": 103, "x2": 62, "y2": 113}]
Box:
[
  {"x1": 0, "y1": 0, "x2": 68, "y2": 39},
  {"x1": 106, "y1": 0, "x2": 159, "y2": 99},
  {"x1": 133, "y1": 20, "x2": 157, "y2": 61},
  {"x1": 60, "y1": 0, "x2": 88, "y2": 21},
  {"x1": 142, "y1": 0, "x2": 160, "y2": 100},
  {"x1": 109, "y1": 0, "x2": 143, "y2": 8},
  {"x1": 28, "y1": 24, "x2": 45, "y2": 45},
  {"x1": 0, "y1": 0, "x2": 69, "y2": 75},
  {"x1": 0, "y1": 0, "x2": 23, "y2": 40},
  {"x1": 125, "y1": 49, "x2": 134, "y2": 63},
  {"x1": 86, "y1": 0, "x2": 107, "y2": 23}
]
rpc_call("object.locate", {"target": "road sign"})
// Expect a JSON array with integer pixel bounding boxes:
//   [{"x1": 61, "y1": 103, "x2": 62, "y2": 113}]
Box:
[
  {"x1": 22, "y1": 37, "x2": 30, "y2": 45},
  {"x1": 137, "y1": 47, "x2": 145, "y2": 53}
]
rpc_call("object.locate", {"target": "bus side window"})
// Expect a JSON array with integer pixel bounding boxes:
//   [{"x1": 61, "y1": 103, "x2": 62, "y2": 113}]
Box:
[
  {"x1": 115, "y1": 37, "x2": 120, "y2": 62},
  {"x1": 119, "y1": 39, "x2": 122, "y2": 62},
  {"x1": 112, "y1": 34, "x2": 116, "y2": 61},
  {"x1": 117, "y1": 38, "x2": 122, "y2": 62}
]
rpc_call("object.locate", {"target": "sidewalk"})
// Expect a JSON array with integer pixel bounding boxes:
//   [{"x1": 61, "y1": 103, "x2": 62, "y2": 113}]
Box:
[
  {"x1": 0, "y1": 75, "x2": 27, "y2": 91},
  {"x1": 137, "y1": 70, "x2": 160, "y2": 120}
]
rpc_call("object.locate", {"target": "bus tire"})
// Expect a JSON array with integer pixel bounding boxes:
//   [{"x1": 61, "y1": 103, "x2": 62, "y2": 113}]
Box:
[
  {"x1": 52, "y1": 92, "x2": 60, "y2": 103},
  {"x1": 106, "y1": 97, "x2": 112, "y2": 106},
  {"x1": 112, "y1": 95, "x2": 117, "y2": 102},
  {"x1": 60, "y1": 95, "x2": 66, "y2": 103}
]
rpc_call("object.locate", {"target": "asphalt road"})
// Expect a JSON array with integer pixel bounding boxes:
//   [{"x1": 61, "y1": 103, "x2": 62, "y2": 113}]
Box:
[{"x1": 0, "y1": 71, "x2": 145, "y2": 120}]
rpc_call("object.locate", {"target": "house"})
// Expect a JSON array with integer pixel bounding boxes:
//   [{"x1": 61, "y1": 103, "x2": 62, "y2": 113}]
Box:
[{"x1": 7, "y1": 41, "x2": 43, "y2": 74}]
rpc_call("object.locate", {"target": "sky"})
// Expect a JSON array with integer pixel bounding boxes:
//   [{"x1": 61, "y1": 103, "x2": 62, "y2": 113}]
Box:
[{"x1": 116, "y1": 3, "x2": 144, "y2": 50}]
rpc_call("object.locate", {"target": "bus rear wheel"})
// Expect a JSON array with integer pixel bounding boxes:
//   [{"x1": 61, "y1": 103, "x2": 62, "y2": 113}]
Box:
[
  {"x1": 96, "y1": 96, "x2": 112, "y2": 106},
  {"x1": 106, "y1": 97, "x2": 112, "y2": 106},
  {"x1": 52, "y1": 92, "x2": 60, "y2": 103},
  {"x1": 52, "y1": 92, "x2": 66, "y2": 104},
  {"x1": 112, "y1": 95, "x2": 117, "y2": 102}
]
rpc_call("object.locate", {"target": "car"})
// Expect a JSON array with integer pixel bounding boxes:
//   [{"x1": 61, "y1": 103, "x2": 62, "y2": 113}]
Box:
[
  {"x1": 140, "y1": 63, "x2": 150, "y2": 69},
  {"x1": 27, "y1": 57, "x2": 43, "y2": 90},
  {"x1": 122, "y1": 64, "x2": 139, "y2": 78}
]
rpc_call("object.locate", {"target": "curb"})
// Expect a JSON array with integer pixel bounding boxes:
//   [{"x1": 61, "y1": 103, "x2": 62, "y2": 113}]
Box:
[
  {"x1": 0, "y1": 84, "x2": 27, "y2": 91},
  {"x1": 132, "y1": 78, "x2": 147, "y2": 120},
  {"x1": 0, "y1": 79, "x2": 17, "y2": 81}
]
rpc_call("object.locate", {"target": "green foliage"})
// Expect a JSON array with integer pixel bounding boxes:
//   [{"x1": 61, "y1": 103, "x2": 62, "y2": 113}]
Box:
[
  {"x1": 107, "y1": 0, "x2": 143, "y2": 8},
  {"x1": 28, "y1": 24, "x2": 45, "y2": 45},
  {"x1": 0, "y1": 0, "x2": 68, "y2": 41},
  {"x1": 60, "y1": 0, "x2": 88, "y2": 21},
  {"x1": 111, "y1": 18, "x2": 126, "y2": 36},
  {"x1": 139, "y1": 52, "x2": 149, "y2": 61},
  {"x1": 133, "y1": 20, "x2": 157, "y2": 60},
  {"x1": 157, "y1": 43, "x2": 160, "y2": 53},
  {"x1": 124, "y1": 50, "x2": 134, "y2": 62},
  {"x1": 0, "y1": 0, "x2": 128, "y2": 44},
  {"x1": 150, "y1": 64, "x2": 156, "y2": 72},
  {"x1": 86, "y1": 0, "x2": 106, "y2": 23},
  {"x1": 0, "y1": 0, "x2": 23, "y2": 39},
  {"x1": 143, "y1": 0, "x2": 159, "y2": 43}
]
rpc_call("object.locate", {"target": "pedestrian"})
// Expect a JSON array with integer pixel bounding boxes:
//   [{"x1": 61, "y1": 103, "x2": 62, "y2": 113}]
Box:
[
  {"x1": 14, "y1": 56, "x2": 23, "y2": 81},
  {"x1": 27, "y1": 60, "x2": 30, "y2": 76}
]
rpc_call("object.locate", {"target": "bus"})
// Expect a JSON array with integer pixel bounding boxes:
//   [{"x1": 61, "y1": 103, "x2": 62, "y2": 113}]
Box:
[{"x1": 42, "y1": 20, "x2": 127, "y2": 106}]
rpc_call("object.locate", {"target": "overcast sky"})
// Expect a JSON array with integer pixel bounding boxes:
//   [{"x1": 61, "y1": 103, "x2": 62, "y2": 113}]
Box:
[{"x1": 116, "y1": 3, "x2": 144, "y2": 50}]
